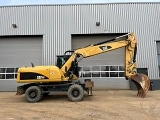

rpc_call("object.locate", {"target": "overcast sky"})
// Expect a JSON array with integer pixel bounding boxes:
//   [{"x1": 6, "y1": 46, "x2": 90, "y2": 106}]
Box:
[{"x1": 0, "y1": 0, "x2": 160, "y2": 6}]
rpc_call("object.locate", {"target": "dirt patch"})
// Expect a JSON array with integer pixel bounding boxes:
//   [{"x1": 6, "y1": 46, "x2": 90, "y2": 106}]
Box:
[{"x1": 0, "y1": 90, "x2": 160, "y2": 120}]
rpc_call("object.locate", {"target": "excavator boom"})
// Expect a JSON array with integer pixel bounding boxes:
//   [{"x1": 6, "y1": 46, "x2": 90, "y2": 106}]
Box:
[{"x1": 61, "y1": 33, "x2": 150, "y2": 97}]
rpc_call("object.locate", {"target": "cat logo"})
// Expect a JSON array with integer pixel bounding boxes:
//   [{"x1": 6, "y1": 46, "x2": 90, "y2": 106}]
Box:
[
  {"x1": 99, "y1": 46, "x2": 112, "y2": 51},
  {"x1": 37, "y1": 76, "x2": 45, "y2": 79}
]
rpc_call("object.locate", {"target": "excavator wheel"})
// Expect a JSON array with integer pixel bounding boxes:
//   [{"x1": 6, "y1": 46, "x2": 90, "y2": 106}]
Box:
[
  {"x1": 129, "y1": 73, "x2": 150, "y2": 98},
  {"x1": 25, "y1": 86, "x2": 43, "y2": 103},
  {"x1": 67, "y1": 84, "x2": 84, "y2": 102}
]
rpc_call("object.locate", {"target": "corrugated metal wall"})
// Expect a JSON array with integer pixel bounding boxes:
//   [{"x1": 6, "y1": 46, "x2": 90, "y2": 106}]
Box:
[{"x1": 0, "y1": 3, "x2": 160, "y2": 79}]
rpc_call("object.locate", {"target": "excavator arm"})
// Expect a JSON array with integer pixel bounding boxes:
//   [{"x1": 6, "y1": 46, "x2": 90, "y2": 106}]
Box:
[{"x1": 61, "y1": 33, "x2": 150, "y2": 97}]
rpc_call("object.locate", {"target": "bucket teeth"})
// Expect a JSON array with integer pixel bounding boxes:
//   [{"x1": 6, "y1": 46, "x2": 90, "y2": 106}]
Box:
[{"x1": 129, "y1": 73, "x2": 150, "y2": 98}]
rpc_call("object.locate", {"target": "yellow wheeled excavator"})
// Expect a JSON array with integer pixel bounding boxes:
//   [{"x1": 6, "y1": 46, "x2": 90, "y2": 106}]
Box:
[{"x1": 16, "y1": 33, "x2": 150, "y2": 102}]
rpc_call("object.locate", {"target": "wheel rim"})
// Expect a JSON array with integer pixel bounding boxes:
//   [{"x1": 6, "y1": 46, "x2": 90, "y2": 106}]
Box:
[
  {"x1": 72, "y1": 89, "x2": 79, "y2": 97},
  {"x1": 29, "y1": 91, "x2": 37, "y2": 98}
]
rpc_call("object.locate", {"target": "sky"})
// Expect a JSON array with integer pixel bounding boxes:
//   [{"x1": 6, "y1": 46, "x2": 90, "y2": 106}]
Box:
[{"x1": 0, "y1": 0, "x2": 160, "y2": 6}]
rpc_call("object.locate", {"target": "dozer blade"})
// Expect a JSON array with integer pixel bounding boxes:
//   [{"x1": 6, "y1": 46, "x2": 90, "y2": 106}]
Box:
[{"x1": 129, "y1": 73, "x2": 150, "y2": 98}]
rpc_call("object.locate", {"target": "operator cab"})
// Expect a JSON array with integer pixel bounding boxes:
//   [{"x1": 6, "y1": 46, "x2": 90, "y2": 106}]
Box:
[
  {"x1": 56, "y1": 54, "x2": 81, "y2": 77},
  {"x1": 56, "y1": 55, "x2": 71, "y2": 69}
]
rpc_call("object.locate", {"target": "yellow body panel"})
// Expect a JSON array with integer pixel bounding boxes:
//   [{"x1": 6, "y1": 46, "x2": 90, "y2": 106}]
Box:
[{"x1": 17, "y1": 66, "x2": 65, "y2": 83}]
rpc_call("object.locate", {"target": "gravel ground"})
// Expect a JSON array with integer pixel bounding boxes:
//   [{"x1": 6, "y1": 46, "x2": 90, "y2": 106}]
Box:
[{"x1": 0, "y1": 90, "x2": 160, "y2": 120}]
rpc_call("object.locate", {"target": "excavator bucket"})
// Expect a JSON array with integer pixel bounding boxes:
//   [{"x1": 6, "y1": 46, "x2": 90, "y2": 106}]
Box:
[{"x1": 129, "y1": 73, "x2": 150, "y2": 98}]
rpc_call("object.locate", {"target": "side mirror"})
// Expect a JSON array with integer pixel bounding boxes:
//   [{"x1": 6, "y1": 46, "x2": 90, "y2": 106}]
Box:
[{"x1": 65, "y1": 66, "x2": 67, "y2": 72}]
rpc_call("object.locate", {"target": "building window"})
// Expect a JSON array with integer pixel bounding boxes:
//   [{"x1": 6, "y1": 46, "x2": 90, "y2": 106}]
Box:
[
  {"x1": 156, "y1": 42, "x2": 160, "y2": 77},
  {"x1": 79, "y1": 65, "x2": 124, "y2": 78},
  {"x1": 0, "y1": 68, "x2": 18, "y2": 80}
]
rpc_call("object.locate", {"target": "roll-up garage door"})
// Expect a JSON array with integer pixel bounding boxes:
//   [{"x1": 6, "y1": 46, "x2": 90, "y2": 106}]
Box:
[
  {"x1": 0, "y1": 36, "x2": 42, "y2": 91},
  {"x1": 0, "y1": 36, "x2": 42, "y2": 67},
  {"x1": 72, "y1": 34, "x2": 130, "y2": 89}
]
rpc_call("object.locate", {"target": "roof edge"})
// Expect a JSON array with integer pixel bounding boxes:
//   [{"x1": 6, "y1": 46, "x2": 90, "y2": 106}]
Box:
[{"x1": 0, "y1": 2, "x2": 160, "y2": 8}]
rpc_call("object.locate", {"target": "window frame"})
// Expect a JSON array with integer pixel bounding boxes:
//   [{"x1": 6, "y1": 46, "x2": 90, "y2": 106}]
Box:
[
  {"x1": 0, "y1": 67, "x2": 18, "y2": 80},
  {"x1": 79, "y1": 65, "x2": 125, "y2": 78}
]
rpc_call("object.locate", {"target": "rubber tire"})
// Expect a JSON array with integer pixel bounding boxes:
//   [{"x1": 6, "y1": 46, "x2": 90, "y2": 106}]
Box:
[
  {"x1": 67, "y1": 84, "x2": 84, "y2": 102},
  {"x1": 25, "y1": 86, "x2": 43, "y2": 103}
]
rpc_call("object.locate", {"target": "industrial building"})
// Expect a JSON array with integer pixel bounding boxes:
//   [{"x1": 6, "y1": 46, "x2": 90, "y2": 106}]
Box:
[{"x1": 0, "y1": 2, "x2": 160, "y2": 91}]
